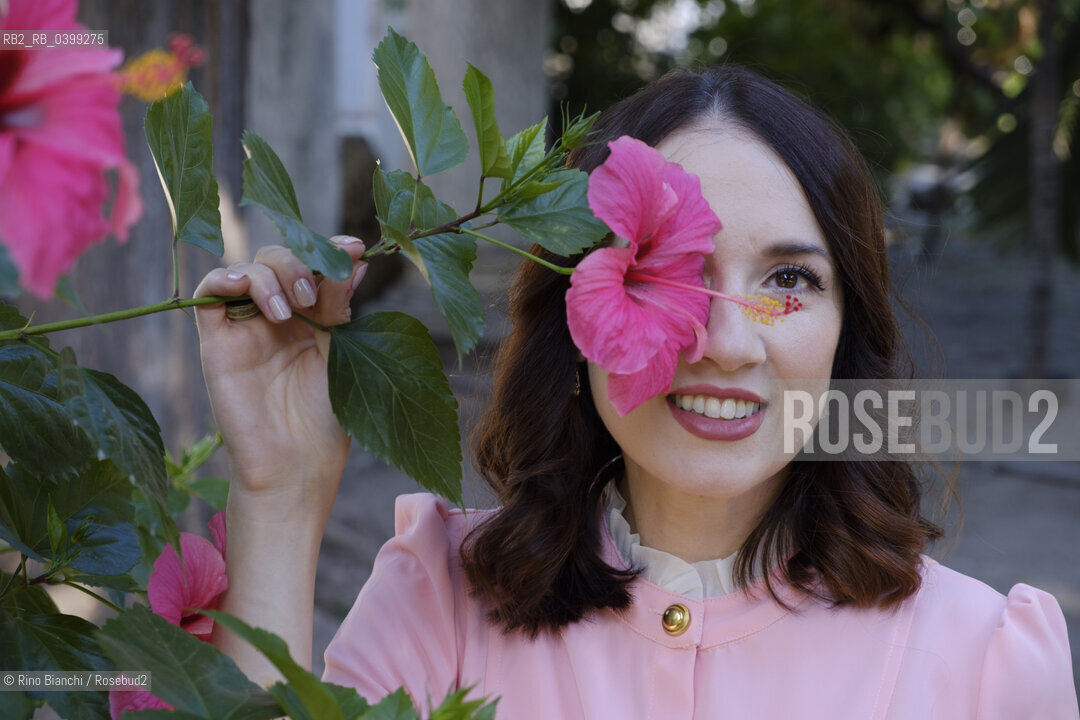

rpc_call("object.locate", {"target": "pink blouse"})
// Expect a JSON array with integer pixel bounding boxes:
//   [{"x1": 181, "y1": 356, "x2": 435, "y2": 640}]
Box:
[{"x1": 323, "y1": 493, "x2": 1079, "y2": 719}]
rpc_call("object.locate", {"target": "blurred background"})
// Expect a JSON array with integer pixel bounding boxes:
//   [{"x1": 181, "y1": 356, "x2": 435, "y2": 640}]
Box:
[{"x1": 11, "y1": 0, "x2": 1078, "y2": 690}]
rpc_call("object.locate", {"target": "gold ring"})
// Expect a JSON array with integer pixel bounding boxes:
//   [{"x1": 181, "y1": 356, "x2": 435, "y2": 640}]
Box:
[{"x1": 225, "y1": 299, "x2": 261, "y2": 321}]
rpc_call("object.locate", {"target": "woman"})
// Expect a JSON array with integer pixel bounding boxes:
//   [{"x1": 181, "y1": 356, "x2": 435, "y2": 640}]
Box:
[{"x1": 195, "y1": 66, "x2": 1078, "y2": 718}]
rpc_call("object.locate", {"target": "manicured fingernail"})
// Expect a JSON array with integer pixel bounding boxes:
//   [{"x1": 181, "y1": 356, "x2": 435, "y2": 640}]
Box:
[
  {"x1": 226, "y1": 271, "x2": 245, "y2": 280},
  {"x1": 269, "y1": 294, "x2": 292, "y2": 321},
  {"x1": 333, "y1": 235, "x2": 364, "y2": 245},
  {"x1": 293, "y1": 278, "x2": 316, "y2": 307}
]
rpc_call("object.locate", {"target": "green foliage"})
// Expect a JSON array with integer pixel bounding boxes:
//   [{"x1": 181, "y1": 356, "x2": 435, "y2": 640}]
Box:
[
  {"x1": 328, "y1": 312, "x2": 462, "y2": 506},
  {"x1": 374, "y1": 27, "x2": 469, "y2": 177},
  {"x1": 57, "y1": 347, "x2": 168, "y2": 507},
  {"x1": 145, "y1": 82, "x2": 224, "y2": 256},
  {"x1": 240, "y1": 131, "x2": 353, "y2": 281},
  {"x1": 205, "y1": 610, "x2": 362, "y2": 720},
  {"x1": 463, "y1": 64, "x2": 512, "y2": 179},
  {"x1": 0, "y1": 460, "x2": 140, "y2": 579},
  {"x1": 373, "y1": 168, "x2": 485, "y2": 357},
  {"x1": 0, "y1": 344, "x2": 89, "y2": 473},
  {"x1": 0, "y1": 603, "x2": 113, "y2": 720},
  {"x1": 0, "y1": 244, "x2": 19, "y2": 297},
  {"x1": 498, "y1": 168, "x2": 608, "y2": 255},
  {"x1": 98, "y1": 606, "x2": 283, "y2": 720}
]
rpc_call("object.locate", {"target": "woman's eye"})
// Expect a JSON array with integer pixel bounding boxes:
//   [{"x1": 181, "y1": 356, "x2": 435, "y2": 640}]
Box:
[
  {"x1": 775, "y1": 270, "x2": 799, "y2": 289},
  {"x1": 769, "y1": 264, "x2": 826, "y2": 292}
]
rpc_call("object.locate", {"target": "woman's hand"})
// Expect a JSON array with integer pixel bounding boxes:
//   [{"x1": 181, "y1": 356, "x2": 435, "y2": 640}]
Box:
[{"x1": 194, "y1": 236, "x2": 368, "y2": 513}]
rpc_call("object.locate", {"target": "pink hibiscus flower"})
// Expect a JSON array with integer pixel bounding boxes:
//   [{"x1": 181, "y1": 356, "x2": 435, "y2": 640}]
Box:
[
  {"x1": 566, "y1": 136, "x2": 800, "y2": 416},
  {"x1": 0, "y1": 0, "x2": 142, "y2": 298},
  {"x1": 109, "y1": 683, "x2": 172, "y2": 717},
  {"x1": 110, "y1": 512, "x2": 226, "y2": 718},
  {"x1": 147, "y1": 511, "x2": 228, "y2": 640}
]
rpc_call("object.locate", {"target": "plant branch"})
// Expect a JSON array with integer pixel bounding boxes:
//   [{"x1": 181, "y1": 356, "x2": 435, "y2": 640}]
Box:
[
  {"x1": 171, "y1": 235, "x2": 181, "y2": 299},
  {"x1": 0, "y1": 295, "x2": 249, "y2": 342},
  {"x1": 459, "y1": 227, "x2": 573, "y2": 275}
]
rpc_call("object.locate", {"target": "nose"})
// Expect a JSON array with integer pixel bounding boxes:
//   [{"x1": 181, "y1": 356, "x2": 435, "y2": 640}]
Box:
[{"x1": 699, "y1": 294, "x2": 767, "y2": 372}]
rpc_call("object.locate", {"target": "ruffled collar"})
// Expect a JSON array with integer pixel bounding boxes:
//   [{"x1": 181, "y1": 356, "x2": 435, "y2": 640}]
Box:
[{"x1": 604, "y1": 484, "x2": 743, "y2": 600}]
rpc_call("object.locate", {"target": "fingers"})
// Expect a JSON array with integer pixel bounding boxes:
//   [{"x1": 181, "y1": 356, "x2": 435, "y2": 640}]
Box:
[
  {"x1": 193, "y1": 237, "x2": 368, "y2": 333},
  {"x1": 309, "y1": 236, "x2": 368, "y2": 327},
  {"x1": 193, "y1": 266, "x2": 255, "y2": 335}
]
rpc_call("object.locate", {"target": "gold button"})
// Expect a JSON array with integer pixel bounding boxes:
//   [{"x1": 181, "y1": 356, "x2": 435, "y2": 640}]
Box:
[{"x1": 661, "y1": 603, "x2": 691, "y2": 636}]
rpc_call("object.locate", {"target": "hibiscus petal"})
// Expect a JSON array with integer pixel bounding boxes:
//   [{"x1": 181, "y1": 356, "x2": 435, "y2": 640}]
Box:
[
  {"x1": 567, "y1": 246, "x2": 666, "y2": 375},
  {"x1": 606, "y1": 338, "x2": 681, "y2": 416},
  {"x1": 587, "y1": 136, "x2": 678, "y2": 246},
  {"x1": 18, "y1": 77, "x2": 127, "y2": 166},
  {"x1": 0, "y1": 144, "x2": 111, "y2": 297},
  {"x1": 207, "y1": 511, "x2": 226, "y2": 559},
  {"x1": 147, "y1": 533, "x2": 228, "y2": 629},
  {"x1": 1, "y1": 1, "x2": 122, "y2": 95},
  {"x1": 109, "y1": 688, "x2": 172, "y2": 719},
  {"x1": 640, "y1": 161, "x2": 720, "y2": 265}
]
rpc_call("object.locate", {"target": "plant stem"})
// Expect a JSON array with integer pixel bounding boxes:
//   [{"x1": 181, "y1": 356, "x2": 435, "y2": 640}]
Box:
[
  {"x1": 0, "y1": 559, "x2": 21, "y2": 601},
  {"x1": 171, "y1": 235, "x2": 181, "y2": 299},
  {"x1": 57, "y1": 580, "x2": 123, "y2": 614},
  {"x1": 0, "y1": 295, "x2": 247, "y2": 342},
  {"x1": 459, "y1": 227, "x2": 573, "y2": 275},
  {"x1": 625, "y1": 271, "x2": 795, "y2": 317}
]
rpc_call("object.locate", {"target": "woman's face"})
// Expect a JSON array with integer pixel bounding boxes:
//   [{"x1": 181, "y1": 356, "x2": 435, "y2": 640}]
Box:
[{"x1": 589, "y1": 124, "x2": 843, "y2": 506}]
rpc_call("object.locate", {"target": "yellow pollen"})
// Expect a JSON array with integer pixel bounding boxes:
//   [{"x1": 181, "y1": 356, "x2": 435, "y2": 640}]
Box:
[
  {"x1": 120, "y1": 49, "x2": 189, "y2": 103},
  {"x1": 737, "y1": 294, "x2": 787, "y2": 326}
]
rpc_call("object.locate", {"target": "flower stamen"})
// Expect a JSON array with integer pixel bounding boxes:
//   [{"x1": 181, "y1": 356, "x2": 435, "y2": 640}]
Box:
[{"x1": 625, "y1": 270, "x2": 802, "y2": 324}]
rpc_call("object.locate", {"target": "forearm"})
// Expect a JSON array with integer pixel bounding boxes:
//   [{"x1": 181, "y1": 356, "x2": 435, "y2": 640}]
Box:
[{"x1": 211, "y1": 487, "x2": 333, "y2": 685}]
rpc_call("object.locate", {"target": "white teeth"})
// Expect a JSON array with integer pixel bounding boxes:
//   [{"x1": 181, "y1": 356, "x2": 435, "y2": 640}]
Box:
[{"x1": 672, "y1": 394, "x2": 761, "y2": 420}]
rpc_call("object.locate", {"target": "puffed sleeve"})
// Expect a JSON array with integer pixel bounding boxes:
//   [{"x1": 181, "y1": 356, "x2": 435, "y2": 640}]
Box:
[
  {"x1": 322, "y1": 493, "x2": 463, "y2": 712},
  {"x1": 977, "y1": 584, "x2": 1079, "y2": 719}
]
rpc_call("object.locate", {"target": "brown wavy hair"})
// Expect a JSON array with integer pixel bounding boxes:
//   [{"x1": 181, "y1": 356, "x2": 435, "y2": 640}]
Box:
[{"x1": 461, "y1": 65, "x2": 942, "y2": 637}]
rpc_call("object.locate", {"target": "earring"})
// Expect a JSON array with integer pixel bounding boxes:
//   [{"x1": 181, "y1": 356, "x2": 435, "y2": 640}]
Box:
[{"x1": 572, "y1": 365, "x2": 582, "y2": 397}]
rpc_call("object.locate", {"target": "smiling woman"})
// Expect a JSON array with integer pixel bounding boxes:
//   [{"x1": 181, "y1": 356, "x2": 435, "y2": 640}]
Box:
[{"x1": 197, "y1": 65, "x2": 1080, "y2": 718}]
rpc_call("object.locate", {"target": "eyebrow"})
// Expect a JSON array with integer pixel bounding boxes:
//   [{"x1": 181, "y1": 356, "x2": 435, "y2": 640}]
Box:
[{"x1": 760, "y1": 241, "x2": 833, "y2": 263}]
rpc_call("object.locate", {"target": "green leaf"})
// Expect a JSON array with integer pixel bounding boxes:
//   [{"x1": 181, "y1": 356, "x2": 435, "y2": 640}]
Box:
[
  {"x1": 0, "y1": 344, "x2": 87, "y2": 474},
  {"x1": 429, "y1": 688, "x2": 498, "y2": 720},
  {"x1": 57, "y1": 347, "x2": 168, "y2": 507},
  {"x1": 0, "y1": 574, "x2": 59, "y2": 615},
  {"x1": 373, "y1": 27, "x2": 468, "y2": 176},
  {"x1": 46, "y1": 497, "x2": 65, "y2": 557},
  {"x1": 361, "y1": 688, "x2": 419, "y2": 720},
  {"x1": 0, "y1": 690, "x2": 42, "y2": 720},
  {"x1": 145, "y1": 82, "x2": 223, "y2": 256},
  {"x1": 203, "y1": 610, "x2": 344, "y2": 720},
  {"x1": 97, "y1": 605, "x2": 282, "y2": 720},
  {"x1": 372, "y1": 171, "x2": 483, "y2": 358},
  {"x1": 412, "y1": 233, "x2": 484, "y2": 358},
  {"x1": 0, "y1": 607, "x2": 112, "y2": 720},
  {"x1": 0, "y1": 244, "x2": 20, "y2": 297},
  {"x1": 328, "y1": 313, "x2": 462, "y2": 504},
  {"x1": 183, "y1": 476, "x2": 229, "y2": 511},
  {"x1": 502, "y1": 120, "x2": 548, "y2": 189},
  {"x1": 0, "y1": 461, "x2": 140, "y2": 577},
  {"x1": 462, "y1": 64, "x2": 511, "y2": 180},
  {"x1": 240, "y1": 131, "x2": 353, "y2": 280},
  {"x1": 372, "y1": 167, "x2": 419, "y2": 248},
  {"x1": 498, "y1": 168, "x2": 609, "y2": 256}
]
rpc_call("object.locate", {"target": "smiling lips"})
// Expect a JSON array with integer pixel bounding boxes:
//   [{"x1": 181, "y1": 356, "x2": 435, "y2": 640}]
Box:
[{"x1": 666, "y1": 386, "x2": 765, "y2": 441}]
